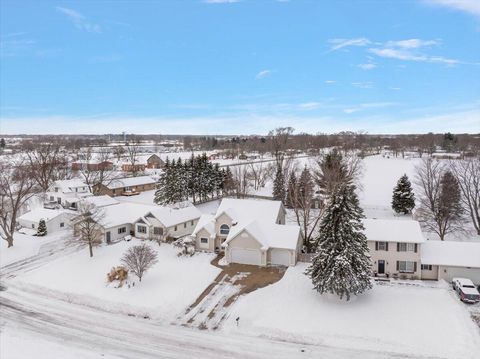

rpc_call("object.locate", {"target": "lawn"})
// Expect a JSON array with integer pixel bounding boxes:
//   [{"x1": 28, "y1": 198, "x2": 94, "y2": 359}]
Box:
[
  {"x1": 223, "y1": 263, "x2": 480, "y2": 359},
  {"x1": 14, "y1": 239, "x2": 221, "y2": 322}
]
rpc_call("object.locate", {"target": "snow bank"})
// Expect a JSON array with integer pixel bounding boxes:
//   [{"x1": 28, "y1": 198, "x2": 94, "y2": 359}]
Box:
[
  {"x1": 225, "y1": 263, "x2": 480, "y2": 359},
  {"x1": 14, "y1": 239, "x2": 221, "y2": 322}
]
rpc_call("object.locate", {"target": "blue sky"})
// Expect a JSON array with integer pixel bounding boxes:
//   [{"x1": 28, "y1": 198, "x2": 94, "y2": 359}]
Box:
[{"x1": 1, "y1": 0, "x2": 479, "y2": 135}]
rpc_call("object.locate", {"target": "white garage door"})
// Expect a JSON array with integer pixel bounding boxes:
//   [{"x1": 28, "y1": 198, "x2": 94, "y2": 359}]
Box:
[
  {"x1": 442, "y1": 266, "x2": 480, "y2": 285},
  {"x1": 230, "y1": 248, "x2": 261, "y2": 265},
  {"x1": 270, "y1": 249, "x2": 291, "y2": 266}
]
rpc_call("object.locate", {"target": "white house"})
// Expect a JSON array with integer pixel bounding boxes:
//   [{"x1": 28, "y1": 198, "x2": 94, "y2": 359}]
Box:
[
  {"x1": 421, "y1": 240, "x2": 480, "y2": 285},
  {"x1": 96, "y1": 202, "x2": 201, "y2": 244},
  {"x1": 192, "y1": 198, "x2": 302, "y2": 267},
  {"x1": 46, "y1": 179, "x2": 92, "y2": 210},
  {"x1": 18, "y1": 208, "x2": 71, "y2": 234},
  {"x1": 364, "y1": 218, "x2": 425, "y2": 279}
]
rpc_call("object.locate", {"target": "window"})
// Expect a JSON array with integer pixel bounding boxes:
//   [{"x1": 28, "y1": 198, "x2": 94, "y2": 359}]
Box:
[
  {"x1": 174, "y1": 225, "x2": 177, "y2": 231},
  {"x1": 32, "y1": 224, "x2": 35, "y2": 229},
  {"x1": 60, "y1": 222, "x2": 64, "y2": 228},
  {"x1": 137, "y1": 225, "x2": 147, "y2": 234},
  {"x1": 184, "y1": 223, "x2": 187, "y2": 229},
  {"x1": 153, "y1": 227, "x2": 163, "y2": 236},
  {"x1": 397, "y1": 243, "x2": 417, "y2": 252},
  {"x1": 397, "y1": 261, "x2": 416, "y2": 273},
  {"x1": 118, "y1": 227, "x2": 126, "y2": 234},
  {"x1": 421, "y1": 264, "x2": 432, "y2": 271},
  {"x1": 376, "y1": 241, "x2": 388, "y2": 251},
  {"x1": 191, "y1": 220, "x2": 194, "y2": 226},
  {"x1": 220, "y1": 224, "x2": 230, "y2": 236},
  {"x1": 50, "y1": 196, "x2": 54, "y2": 201},
  {"x1": 200, "y1": 238, "x2": 208, "y2": 244}
]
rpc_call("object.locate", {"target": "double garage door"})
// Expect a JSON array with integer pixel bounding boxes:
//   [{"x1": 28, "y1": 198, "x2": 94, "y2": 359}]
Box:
[
  {"x1": 231, "y1": 248, "x2": 261, "y2": 265},
  {"x1": 230, "y1": 248, "x2": 292, "y2": 266}
]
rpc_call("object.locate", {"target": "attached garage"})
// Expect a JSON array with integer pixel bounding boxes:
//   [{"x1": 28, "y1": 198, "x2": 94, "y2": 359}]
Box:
[
  {"x1": 438, "y1": 266, "x2": 480, "y2": 285},
  {"x1": 231, "y1": 248, "x2": 262, "y2": 266},
  {"x1": 269, "y1": 248, "x2": 291, "y2": 266}
]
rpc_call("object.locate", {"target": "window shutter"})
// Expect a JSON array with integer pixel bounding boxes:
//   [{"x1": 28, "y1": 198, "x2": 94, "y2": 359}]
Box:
[
  {"x1": 386, "y1": 242, "x2": 389, "y2": 251},
  {"x1": 375, "y1": 242, "x2": 378, "y2": 250},
  {"x1": 414, "y1": 262, "x2": 417, "y2": 272},
  {"x1": 397, "y1": 243, "x2": 400, "y2": 252},
  {"x1": 414, "y1": 244, "x2": 418, "y2": 253},
  {"x1": 396, "y1": 261, "x2": 399, "y2": 271}
]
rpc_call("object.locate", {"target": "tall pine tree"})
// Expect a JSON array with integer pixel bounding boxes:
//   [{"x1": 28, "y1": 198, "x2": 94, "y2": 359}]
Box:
[
  {"x1": 286, "y1": 171, "x2": 297, "y2": 208},
  {"x1": 272, "y1": 165, "x2": 286, "y2": 204},
  {"x1": 391, "y1": 174, "x2": 415, "y2": 214},
  {"x1": 37, "y1": 219, "x2": 47, "y2": 236},
  {"x1": 306, "y1": 184, "x2": 372, "y2": 301}
]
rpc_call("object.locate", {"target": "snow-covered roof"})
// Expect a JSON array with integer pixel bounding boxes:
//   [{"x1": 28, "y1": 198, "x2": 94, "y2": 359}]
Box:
[
  {"x1": 18, "y1": 208, "x2": 65, "y2": 223},
  {"x1": 214, "y1": 198, "x2": 283, "y2": 225},
  {"x1": 421, "y1": 240, "x2": 480, "y2": 268},
  {"x1": 82, "y1": 195, "x2": 119, "y2": 208},
  {"x1": 192, "y1": 214, "x2": 216, "y2": 236},
  {"x1": 148, "y1": 206, "x2": 202, "y2": 228},
  {"x1": 363, "y1": 218, "x2": 425, "y2": 243},
  {"x1": 224, "y1": 220, "x2": 301, "y2": 251},
  {"x1": 52, "y1": 179, "x2": 89, "y2": 193},
  {"x1": 105, "y1": 176, "x2": 156, "y2": 189}
]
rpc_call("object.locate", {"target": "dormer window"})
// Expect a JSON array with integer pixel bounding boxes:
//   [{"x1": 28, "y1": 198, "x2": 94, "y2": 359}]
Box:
[{"x1": 220, "y1": 224, "x2": 230, "y2": 236}]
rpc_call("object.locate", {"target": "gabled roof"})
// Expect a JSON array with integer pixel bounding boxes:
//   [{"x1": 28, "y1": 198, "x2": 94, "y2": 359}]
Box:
[
  {"x1": 224, "y1": 220, "x2": 301, "y2": 251},
  {"x1": 82, "y1": 195, "x2": 119, "y2": 208},
  {"x1": 104, "y1": 176, "x2": 156, "y2": 189},
  {"x1": 192, "y1": 214, "x2": 216, "y2": 236},
  {"x1": 51, "y1": 179, "x2": 89, "y2": 193},
  {"x1": 214, "y1": 198, "x2": 283, "y2": 225},
  {"x1": 363, "y1": 219, "x2": 425, "y2": 243},
  {"x1": 421, "y1": 240, "x2": 480, "y2": 268},
  {"x1": 18, "y1": 208, "x2": 65, "y2": 223},
  {"x1": 149, "y1": 206, "x2": 202, "y2": 228}
]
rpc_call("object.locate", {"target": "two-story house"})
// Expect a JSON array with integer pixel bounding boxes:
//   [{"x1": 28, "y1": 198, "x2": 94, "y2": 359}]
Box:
[
  {"x1": 46, "y1": 179, "x2": 92, "y2": 210},
  {"x1": 192, "y1": 198, "x2": 302, "y2": 267},
  {"x1": 364, "y1": 218, "x2": 425, "y2": 279}
]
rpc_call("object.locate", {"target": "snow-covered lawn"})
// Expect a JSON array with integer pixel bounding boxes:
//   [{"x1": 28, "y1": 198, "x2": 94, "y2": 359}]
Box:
[
  {"x1": 12, "y1": 239, "x2": 221, "y2": 321},
  {"x1": 0, "y1": 232, "x2": 67, "y2": 267},
  {"x1": 224, "y1": 263, "x2": 480, "y2": 359}
]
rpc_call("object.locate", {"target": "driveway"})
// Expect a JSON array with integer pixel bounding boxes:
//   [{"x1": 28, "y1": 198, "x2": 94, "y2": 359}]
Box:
[{"x1": 175, "y1": 254, "x2": 286, "y2": 330}]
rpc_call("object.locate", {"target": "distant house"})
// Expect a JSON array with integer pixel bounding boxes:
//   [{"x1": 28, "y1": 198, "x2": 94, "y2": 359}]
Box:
[
  {"x1": 71, "y1": 161, "x2": 113, "y2": 171},
  {"x1": 46, "y1": 179, "x2": 92, "y2": 210},
  {"x1": 421, "y1": 240, "x2": 480, "y2": 285},
  {"x1": 121, "y1": 163, "x2": 146, "y2": 173},
  {"x1": 192, "y1": 198, "x2": 302, "y2": 267},
  {"x1": 18, "y1": 208, "x2": 71, "y2": 234},
  {"x1": 88, "y1": 202, "x2": 201, "y2": 244},
  {"x1": 364, "y1": 219, "x2": 425, "y2": 279},
  {"x1": 146, "y1": 154, "x2": 164, "y2": 169},
  {"x1": 93, "y1": 175, "x2": 156, "y2": 197}
]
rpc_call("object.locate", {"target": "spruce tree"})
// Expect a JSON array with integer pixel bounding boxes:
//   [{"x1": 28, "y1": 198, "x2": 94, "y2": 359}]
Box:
[
  {"x1": 223, "y1": 167, "x2": 235, "y2": 195},
  {"x1": 306, "y1": 184, "x2": 372, "y2": 301},
  {"x1": 0, "y1": 138, "x2": 5, "y2": 150},
  {"x1": 37, "y1": 219, "x2": 47, "y2": 236},
  {"x1": 286, "y1": 171, "x2": 297, "y2": 208},
  {"x1": 391, "y1": 174, "x2": 415, "y2": 214},
  {"x1": 272, "y1": 165, "x2": 286, "y2": 204}
]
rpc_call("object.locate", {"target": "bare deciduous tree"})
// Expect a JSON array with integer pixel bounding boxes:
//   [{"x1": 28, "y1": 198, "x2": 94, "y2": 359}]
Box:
[
  {"x1": 232, "y1": 165, "x2": 251, "y2": 198},
  {"x1": 450, "y1": 158, "x2": 480, "y2": 235},
  {"x1": 125, "y1": 136, "x2": 142, "y2": 177},
  {"x1": 0, "y1": 162, "x2": 36, "y2": 247},
  {"x1": 121, "y1": 243, "x2": 158, "y2": 282},
  {"x1": 72, "y1": 202, "x2": 105, "y2": 257},
  {"x1": 25, "y1": 140, "x2": 69, "y2": 192},
  {"x1": 76, "y1": 147, "x2": 118, "y2": 194},
  {"x1": 269, "y1": 127, "x2": 294, "y2": 168}
]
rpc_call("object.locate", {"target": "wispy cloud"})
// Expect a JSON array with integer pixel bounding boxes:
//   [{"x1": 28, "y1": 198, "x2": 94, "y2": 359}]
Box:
[
  {"x1": 424, "y1": 0, "x2": 480, "y2": 17},
  {"x1": 343, "y1": 102, "x2": 397, "y2": 114},
  {"x1": 255, "y1": 69, "x2": 273, "y2": 79},
  {"x1": 328, "y1": 37, "x2": 371, "y2": 51},
  {"x1": 358, "y1": 62, "x2": 376, "y2": 70},
  {"x1": 0, "y1": 32, "x2": 35, "y2": 57},
  {"x1": 56, "y1": 7, "x2": 101, "y2": 33},
  {"x1": 324, "y1": 80, "x2": 336, "y2": 84},
  {"x1": 352, "y1": 81, "x2": 374, "y2": 89}
]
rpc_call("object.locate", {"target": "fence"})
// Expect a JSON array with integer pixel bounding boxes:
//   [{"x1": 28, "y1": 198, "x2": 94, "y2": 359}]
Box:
[{"x1": 297, "y1": 253, "x2": 315, "y2": 263}]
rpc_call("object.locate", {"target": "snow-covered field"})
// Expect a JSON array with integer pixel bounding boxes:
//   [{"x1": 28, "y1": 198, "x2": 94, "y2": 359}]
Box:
[
  {"x1": 224, "y1": 263, "x2": 480, "y2": 359},
  {"x1": 11, "y1": 239, "x2": 220, "y2": 321}
]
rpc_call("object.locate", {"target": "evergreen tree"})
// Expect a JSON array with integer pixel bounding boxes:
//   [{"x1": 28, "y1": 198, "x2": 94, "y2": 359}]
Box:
[
  {"x1": 0, "y1": 138, "x2": 5, "y2": 150},
  {"x1": 306, "y1": 184, "x2": 372, "y2": 301},
  {"x1": 37, "y1": 219, "x2": 47, "y2": 236},
  {"x1": 272, "y1": 164, "x2": 286, "y2": 203},
  {"x1": 391, "y1": 174, "x2": 415, "y2": 214},
  {"x1": 286, "y1": 171, "x2": 297, "y2": 208},
  {"x1": 154, "y1": 158, "x2": 170, "y2": 205},
  {"x1": 316, "y1": 149, "x2": 352, "y2": 198},
  {"x1": 223, "y1": 167, "x2": 235, "y2": 195}
]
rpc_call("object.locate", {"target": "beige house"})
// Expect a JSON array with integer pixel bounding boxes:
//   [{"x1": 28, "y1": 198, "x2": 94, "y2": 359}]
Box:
[
  {"x1": 364, "y1": 219, "x2": 425, "y2": 279},
  {"x1": 93, "y1": 176, "x2": 156, "y2": 197},
  {"x1": 192, "y1": 198, "x2": 302, "y2": 267}
]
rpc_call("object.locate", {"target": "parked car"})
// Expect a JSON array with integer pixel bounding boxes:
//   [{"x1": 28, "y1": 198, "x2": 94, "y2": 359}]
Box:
[{"x1": 452, "y1": 278, "x2": 480, "y2": 304}]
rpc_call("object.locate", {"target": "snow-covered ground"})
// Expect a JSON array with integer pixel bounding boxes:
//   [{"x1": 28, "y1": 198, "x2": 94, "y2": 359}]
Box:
[
  {"x1": 11, "y1": 239, "x2": 220, "y2": 321},
  {"x1": 224, "y1": 263, "x2": 480, "y2": 359},
  {"x1": 0, "y1": 232, "x2": 67, "y2": 267}
]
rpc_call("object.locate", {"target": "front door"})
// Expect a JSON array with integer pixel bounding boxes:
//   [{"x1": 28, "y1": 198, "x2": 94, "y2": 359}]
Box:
[
  {"x1": 106, "y1": 231, "x2": 111, "y2": 244},
  {"x1": 378, "y1": 260, "x2": 385, "y2": 274}
]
